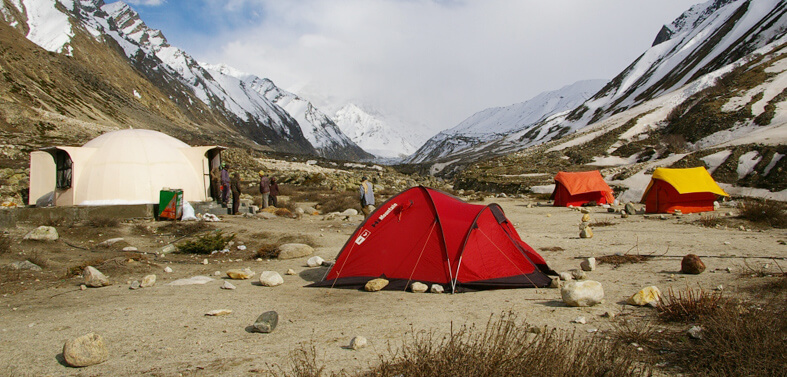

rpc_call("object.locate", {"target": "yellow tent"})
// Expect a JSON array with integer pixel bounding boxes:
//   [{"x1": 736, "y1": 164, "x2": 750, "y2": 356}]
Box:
[{"x1": 641, "y1": 167, "x2": 728, "y2": 214}]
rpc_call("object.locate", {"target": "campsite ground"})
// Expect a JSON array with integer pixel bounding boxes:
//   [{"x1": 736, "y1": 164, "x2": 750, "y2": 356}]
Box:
[{"x1": 0, "y1": 198, "x2": 785, "y2": 376}]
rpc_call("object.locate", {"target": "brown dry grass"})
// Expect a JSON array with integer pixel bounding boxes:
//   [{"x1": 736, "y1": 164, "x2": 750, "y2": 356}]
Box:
[
  {"x1": 158, "y1": 221, "x2": 214, "y2": 237},
  {"x1": 656, "y1": 286, "x2": 725, "y2": 322},
  {"x1": 83, "y1": 216, "x2": 120, "y2": 228},
  {"x1": 737, "y1": 198, "x2": 787, "y2": 228},
  {"x1": 694, "y1": 214, "x2": 725, "y2": 228},
  {"x1": 539, "y1": 246, "x2": 564, "y2": 252},
  {"x1": 591, "y1": 219, "x2": 616, "y2": 227},
  {"x1": 597, "y1": 254, "x2": 653, "y2": 266},
  {"x1": 0, "y1": 233, "x2": 11, "y2": 254}
]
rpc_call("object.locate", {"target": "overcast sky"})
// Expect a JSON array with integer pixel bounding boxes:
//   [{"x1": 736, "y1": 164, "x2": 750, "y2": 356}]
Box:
[{"x1": 122, "y1": 0, "x2": 699, "y2": 134}]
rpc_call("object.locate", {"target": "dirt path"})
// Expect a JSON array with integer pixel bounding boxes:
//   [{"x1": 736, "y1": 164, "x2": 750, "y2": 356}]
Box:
[{"x1": 1, "y1": 198, "x2": 785, "y2": 376}]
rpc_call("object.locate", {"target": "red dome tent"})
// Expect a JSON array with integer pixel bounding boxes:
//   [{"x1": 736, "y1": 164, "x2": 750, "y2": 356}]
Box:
[
  {"x1": 551, "y1": 171, "x2": 615, "y2": 207},
  {"x1": 641, "y1": 167, "x2": 729, "y2": 214},
  {"x1": 309, "y1": 187, "x2": 554, "y2": 293}
]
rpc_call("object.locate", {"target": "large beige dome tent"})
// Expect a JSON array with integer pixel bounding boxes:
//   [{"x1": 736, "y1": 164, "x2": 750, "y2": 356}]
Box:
[{"x1": 29, "y1": 129, "x2": 224, "y2": 206}]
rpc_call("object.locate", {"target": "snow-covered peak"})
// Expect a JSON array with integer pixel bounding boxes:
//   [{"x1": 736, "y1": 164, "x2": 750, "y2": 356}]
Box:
[{"x1": 332, "y1": 103, "x2": 431, "y2": 159}]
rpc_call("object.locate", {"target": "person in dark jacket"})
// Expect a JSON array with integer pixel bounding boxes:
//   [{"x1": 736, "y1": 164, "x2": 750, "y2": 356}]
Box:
[
  {"x1": 230, "y1": 172, "x2": 242, "y2": 215},
  {"x1": 221, "y1": 164, "x2": 231, "y2": 206},
  {"x1": 259, "y1": 171, "x2": 271, "y2": 208},
  {"x1": 210, "y1": 165, "x2": 221, "y2": 203},
  {"x1": 269, "y1": 177, "x2": 279, "y2": 207}
]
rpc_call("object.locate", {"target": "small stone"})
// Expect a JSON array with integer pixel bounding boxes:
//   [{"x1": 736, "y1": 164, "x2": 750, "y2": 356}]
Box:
[
  {"x1": 602, "y1": 311, "x2": 615, "y2": 319},
  {"x1": 621, "y1": 212, "x2": 629, "y2": 219},
  {"x1": 251, "y1": 311, "x2": 278, "y2": 333},
  {"x1": 625, "y1": 203, "x2": 636, "y2": 216},
  {"x1": 122, "y1": 246, "x2": 138, "y2": 252},
  {"x1": 285, "y1": 269, "x2": 296, "y2": 275},
  {"x1": 579, "y1": 227, "x2": 593, "y2": 239},
  {"x1": 430, "y1": 284, "x2": 445, "y2": 294},
  {"x1": 129, "y1": 281, "x2": 141, "y2": 290},
  {"x1": 561, "y1": 280, "x2": 604, "y2": 307},
  {"x1": 166, "y1": 276, "x2": 214, "y2": 286},
  {"x1": 97, "y1": 238, "x2": 124, "y2": 247},
  {"x1": 202, "y1": 258, "x2": 209, "y2": 265},
  {"x1": 558, "y1": 272, "x2": 574, "y2": 282},
  {"x1": 213, "y1": 271, "x2": 222, "y2": 276},
  {"x1": 364, "y1": 278, "x2": 389, "y2": 292},
  {"x1": 581, "y1": 213, "x2": 591, "y2": 222},
  {"x1": 226, "y1": 269, "x2": 254, "y2": 280},
  {"x1": 350, "y1": 336, "x2": 368, "y2": 350},
  {"x1": 23, "y1": 226, "x2": 59, "y2": 241},
  {"x1": 277, "y1": 243, "x2": 314, "y2": 259},
  {"x1": 221, "y1": 281, "x2": 236, "y2": 290},
  {"x1": 580, "y1": 208, "x2": 590, "y2": 214},
  {"x1": 140, "y1": 275, "x2": 156, "y2": 288},
  {"x1": 83, "y1": 266, "x2": 110, "y2": 288},
  {"x1": 549, "y1": 277, "x2": 561, "y2": 288},
  {"x1": 205, "y1": 309, "x2": 232, "y2": 316},
  {"x1": 725, "y1": 267, "x2": 733, "y2": 273},
  {"x1": 9, "y1": 260, "x2": 42, "y2": 272},
  {"x1": 164, "y1": 266, "x2": 173, "y2": 273},
  {"x1": 306, "y1": 256, "x2": 325, "y2": 267},
  {"x1": 410, "y1": 282, "x2": 428, "y2": 293},
  {"x1": 80, "y1": 285, "x2": 87, "y2": 291},
  {"x1": 259, "y1": 271, "x2": 284, "y2": 287},
  {"x1": 570, "y1": 269, "x2": 586, "y2": 280},
  {"x1": 687, "y1": 325, "x2": 703, "y2": 339},
  {"x1": 628, "y1": 286, "x2": 661, "y2": 306},
  {"x1": 572, "y1": 316, "x2": 587, "y2": 324},
  {"x1": 62, "y1": 333, "x2": 108, "y2": 367},
  {"x1": 580, "y1": 257, "x2": 596, "y2": 272},
  {"x1": 681, "y1": 254, "x2": 706, "y2": 274},
  {"x1": 160, "y1": 244, "x2": 176, "y2": 254}
]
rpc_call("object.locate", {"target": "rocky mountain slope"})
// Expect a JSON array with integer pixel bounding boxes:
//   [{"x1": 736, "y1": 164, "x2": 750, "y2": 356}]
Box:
[
  {"x1": 0, "y1": 0, "x2": 370, "y2": 160},
  {"x1": 415, "y1": 0, "x2": 787, "y2": 199}
]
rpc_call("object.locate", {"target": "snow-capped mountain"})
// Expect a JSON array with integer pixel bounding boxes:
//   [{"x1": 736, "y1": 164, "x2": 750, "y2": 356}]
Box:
[
  {"x1": 407, "y1": 80, "x2": 607, "y2": 164},
  {"x1": 331, "y1": 103, "x2": 431, "y2": 159},
  {"x1": 0, "y1": 0, "x2": 370, "y2": 159}
]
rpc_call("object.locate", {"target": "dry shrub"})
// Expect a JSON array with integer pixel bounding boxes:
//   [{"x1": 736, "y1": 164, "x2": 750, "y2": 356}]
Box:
[
  {"x1": 278, "y1": 234, "x2": 317, "y2": 247},
  {"x1": 0, "y1": 233, "x2": 12, "y2": 254},
  {"x1": 159, "y1": 221, "x2": 213, "y2": 237},
  {"x1": 597, "y1": 254, "x2": 652, "y2": 266},
  {"x1": 176, "y1": 231, "x2": 235, "y2": 254},
  {"x1": 694, "y1": 214, "x2": 724, "y2": 228},
  {"x1": 319, "y1": 192, "x2": 359, "y2": 214},
  {"x1": 255, "y1": 243, "x2": 279, "y2": 259},
  {"x1": 83, "y1": 216, "x2": 119, "y2": 228},
  {"x1": 132, "y1": 223, "x2": 156, "y2": 235},
  {"x1": 591, "y1": 219, "x2": 616, "y2": 227},
  {"x1": 274, "y1": 313, "x2": 651, "y2": 377},
  {"x1": 66, "y1": 258, "x2": 106, "y2": 277},
  {"x1": 275, "y1": 208, "x2": 294, "y2": 217},
  {"x1": 656, "y1": 286, "x2": 724, "y2": 322},
  {"x1": 539, "y1": 246, "x2": 564, "y2": 252},
  {"x1": 612, "y1": 320, "x2": 660, "y2": 347},
  {"x1": 42, "y1": 217, "x2": 73, "y2": 227},
  {"x1": 661, "y1": 300, "x2": 787, "y2": 376},
  {"x1": 737, "y1": 198, "x2": 787, "y2": 228}
]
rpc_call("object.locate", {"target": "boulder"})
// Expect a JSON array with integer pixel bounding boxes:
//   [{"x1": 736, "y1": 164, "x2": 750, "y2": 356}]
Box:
[
  {"x1": 277, "y1": 243, "x2": 314, "y2": 260},
  {"x1": 561, "y1": 280, "x2": 604, "y2": 307},
  {"x1": 227, "y1": 269, "x2": 254, "y2": 280},
  {"x1": 410, "y1": 282, "x2": 428, "y2": 293},
  {"x1": 628, "y1": 286, "x2": 661, "y2": 306},
  {"x1": 140, "y1": 275, "x2": 156, "y2": 288},
  {"x1": 350, "y1": 336, "x2": 368, "y2": 350},
  {"x1": 83, "y1": 266, "x2": 110, "y2": 288},
  {"x1": 364, "y1": 278, "x2": 389, "y2": 292},
  {"x1": 259, "y1": 271, "x2": 284, "y2": 287},
  {"x1": 62, "y1": 333, "x2": 108, "y2": 367},
  {"x1": 251, "y1": 311, "x2": 278, "y2": 333},
  {"x1": 306, "y1": 256, "x2": 325, "y2": 267},
  {"x1": 23, "y1": 226, "x2": 58, "y2": 241},
  {"x1": 9, "y1": 260, "x2": 42, "y2": 272},
  {"x1": 430, "y1": 284, "x2": 445, "y2": 294},
  {"x1": 580, "y1": 257, "x2": 596, "y2": 272},
  {"x1": 681, "y1": 254, "x2": 706, "y2": 274},
  {"x1": 625, "y1": 203, "x2": 637, "y2": 216}
]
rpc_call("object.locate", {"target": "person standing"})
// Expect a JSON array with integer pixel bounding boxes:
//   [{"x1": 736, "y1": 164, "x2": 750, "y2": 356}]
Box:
[
  {"x1": 269, "y1": 177, "x2": 279, "y2": 207},
  {"x1": 221, "y1": 164, "x2": 231, "y2": 206},
  {"x1": 210, "y1": 165, "x2": 221, "y2": 203},
  {"x1": 259, "y1": 171, "x2": 271, "y2": 208},
  {"x1": 359, "y1": 176, "x2": 375, "y2": 218},
  {"x1": 230, "y1": 172, "x2": 242, "y2": 215}
]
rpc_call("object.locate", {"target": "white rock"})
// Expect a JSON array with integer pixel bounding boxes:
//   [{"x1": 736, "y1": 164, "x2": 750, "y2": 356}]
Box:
[
  {"x1": 23, "y1": 226, "x2": 58, "y2": 241},
  {"x1": 561, "y1": 280, "x2": 604, "y2": 307},
  {"x1": 410, "y1": 282, "x2": 428, "y2": 293},
  {"x1": 341, "y1": 209, "x2": 359, "y2": 216},
  {"x1": 430, "y1": 284, "x2": 445, "y2": 293},
  {"x1": 570, "y1": 269, "x2": 587, "y2": 280},
  {"x1": 688, "y1": 325, "x2": 703, "y2": 339},
  {"x1": 259, "y1": 271, "x2": 284, "y2": 287},
  {"x1": 129, "y1": 281, "x2": 140, "y2": 290},
  {"x1": 166, "y1": 276, "x2": 214, "y2": 286},
  {"x1": 160, "y1": 244, "x2": 176, "y2": 254},
  {"x1": 83, "y1": 266, "x2": 111, "y2": 287},
  {"x1": 214, "y1": 270, "x2": 222, "y2": 276},
  {"x1": 572, "y1": 316, "x2": 587, "y2": 324},
  {"x1": 205, "y1": 309, "x2": 232, "y2": 316},
  {"x1": 307, "y1": 256, "x2": 325, "y2": 267},
  {"x1": 122, "y1": 246, "x2": 138, "y2": 252},
  {"x1": 558, "y1": 272, "x2": 573, "y2": 282},
  {"x1": 202, "y1": 258, "x2": 209, "y2": 265},
  {"x1": 98, "y1": 238, "x2": 124, "y2": 247},
  {"x1": 350, "y1": 336, "x2": 368, "y2": 350},
  {"x1": 62, "y1": 333, "x2": 108, "y2": 367},
  {"x1": 164, "y1": 266, "x2": 173, "y2": 273},
  {"x1": 580, "y1": 257, "x2": 596, "y2": 272},
  {"x1": 285, "y1": 268, "x2": 296, "y2": 275},
  {"x1": 140, "y1": 275, "x2": 156, "y2": 288},
  {"x1": 221, "y1": 281, "x2": 236, "y2": 290},
  {"x1": 277, "y1": 243, "x2": 314, "y2": 259}
]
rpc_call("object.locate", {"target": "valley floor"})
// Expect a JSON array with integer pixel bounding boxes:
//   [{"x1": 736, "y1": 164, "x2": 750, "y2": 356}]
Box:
[{"x1": 0, "y1": 198, "x2": 785, "y2": 376}]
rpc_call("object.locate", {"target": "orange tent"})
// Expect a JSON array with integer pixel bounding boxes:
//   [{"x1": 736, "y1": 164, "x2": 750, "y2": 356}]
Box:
[{"x1": 551, "y1": 171, "x2": 614, "y2": 207}]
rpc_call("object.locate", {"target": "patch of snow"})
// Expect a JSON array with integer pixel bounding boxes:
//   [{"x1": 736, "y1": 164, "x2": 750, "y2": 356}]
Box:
[
  {"x1": 612, "y1": 154, "x2": 688, "y2": 203},
  {"x1": 717, "y1": 184, "x2": 787, "y2": 201},
  {"x1": 133, "y1": 90, "x2": 141, "y2": 99},
  {"x1": 530, "y1": 185, "x2": 555, "y2": 194},
  {"x1": 20, "y1": 0, "x2": 75, "y2": 54},
  {"x1": 701, "y1": 150, "x2": 733, "y2": 174},
  {"x1": 763, "y1": 153, "x2": 783, "y2": 176},
  {"x1": 736, "y1": 151, "x2": 761, "y2": 179},
  {"x1": 588, "y1": 155, "x2": 639, "y2": 167}
]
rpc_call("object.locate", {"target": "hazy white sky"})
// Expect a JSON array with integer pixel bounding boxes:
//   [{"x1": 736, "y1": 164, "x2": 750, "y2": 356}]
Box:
[{"x1": 125, "y1": 0, "x2": 700, "y2": 133}]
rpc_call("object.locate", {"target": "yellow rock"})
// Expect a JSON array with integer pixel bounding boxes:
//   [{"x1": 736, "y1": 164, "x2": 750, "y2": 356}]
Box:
[
  {"x1": 226, "y1": 269, "x2": 253, "y2": 280},
  {"x1": 581, "y1": 213, "x2": 591, "y2": 222},
  {"x1": 364, "y1": 278, "x2": 389, "y2": 292},
  {"x1": 628, "y1": 286, "x2": 661, "y2": 306}
]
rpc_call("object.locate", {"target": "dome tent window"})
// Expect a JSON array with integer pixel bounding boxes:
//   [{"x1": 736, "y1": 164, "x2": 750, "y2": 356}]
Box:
[{"x1": 55, "y1": 150, "x2": 72, "y2": 189}]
